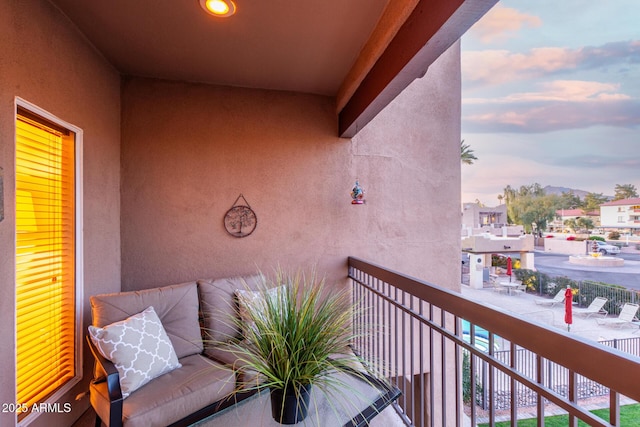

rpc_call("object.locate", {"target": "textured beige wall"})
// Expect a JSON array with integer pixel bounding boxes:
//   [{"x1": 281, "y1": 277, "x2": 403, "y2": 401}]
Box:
[
  {"x1": 120, "y1": 42, "x2": 461, "y2": 292},
  {"x1": 0, "y1": 1, "x2": 121, "y2": 426}
]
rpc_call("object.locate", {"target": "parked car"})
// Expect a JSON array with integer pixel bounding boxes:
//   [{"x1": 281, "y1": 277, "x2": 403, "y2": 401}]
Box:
[{"x1": 594, "y1": 240, "x2": 620, "y2": 255}]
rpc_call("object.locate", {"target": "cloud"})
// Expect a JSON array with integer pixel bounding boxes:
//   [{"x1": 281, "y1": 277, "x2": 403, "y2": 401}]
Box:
[
  {"x1": 463, "y1": 41, "x2": 640, "y2": 88},
  {"x1": 545, "y1": 155, "x2": 640, "y2": 169},
  {"x1": 465, "y1": 80, "x2": 631, "y2": 104},
  {"x1": 468, "y1": 4, "x2": 542, "y2": 43},
  {"x1": 463, "y1": 98, "x2": 640, "y2": 133}
]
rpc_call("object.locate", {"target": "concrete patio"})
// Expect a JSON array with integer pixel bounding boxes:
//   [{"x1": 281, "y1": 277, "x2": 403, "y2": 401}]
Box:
[{"x1": 461, "y1": 285, "x2": 639, "y2": 346}]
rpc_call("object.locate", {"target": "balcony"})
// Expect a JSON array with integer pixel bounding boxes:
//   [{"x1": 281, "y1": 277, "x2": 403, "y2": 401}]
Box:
[{"x1": 348, "y1": 257, "x2": 640, "y2": 426}]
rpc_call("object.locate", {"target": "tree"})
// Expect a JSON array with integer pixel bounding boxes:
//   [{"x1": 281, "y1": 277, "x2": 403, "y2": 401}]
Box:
[
  {"x1": 502, "y1": 185, "x2": 516, "y2": 204},
  {"x1": 576, "y1": 217, "x2": 594, "y2": 232},
  {"x1": 460, "y1": 140, "x2": 477, "y2": 165},
  {"x1": 513, "y1": 193, "x2": 559, "y2": 235},
  {"x1": 613, "y1": 184, "x2": 638, "y2": 201},
  {"x1": 565, "y1": 217, "x2": 594, "y2": 233},
  {"x1": 503, "y1": 183, "x2": 558, "y2": 234},
  {"x1": 563, "y1": 218, "x2": 577, "y2": 233},
  {"x1": 583, "y1": 192, "x2": 609, "y2": 212},
  {"x1": 558, "y1": 191, "x2": 583, "y2": 210},
  {"x1": 497, "y1": 194, "x2": 504, "y2": 205}
]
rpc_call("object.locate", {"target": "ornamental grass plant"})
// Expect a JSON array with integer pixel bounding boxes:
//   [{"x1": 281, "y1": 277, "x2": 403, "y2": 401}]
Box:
[{"x1": 221, "y1": 267, "x2": 376, "y2": 423}]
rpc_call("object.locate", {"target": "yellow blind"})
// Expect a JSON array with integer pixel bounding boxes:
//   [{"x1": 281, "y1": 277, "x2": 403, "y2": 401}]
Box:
[{"x1": 16, "y1": 113, "x2": 75, "y2": 415}]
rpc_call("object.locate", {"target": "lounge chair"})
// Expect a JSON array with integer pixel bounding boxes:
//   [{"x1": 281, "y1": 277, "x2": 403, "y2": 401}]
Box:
[
  {"x1": 534, "y1": 289, "x2": 566, "y2": 307},
  {"x1": 512, "y1": 284, "x2": 526, "y2": 296},
  {"x1": 573, "y1": 297, "x2": 608, "y2": 319},
  {"x1": 490, "y1": 274, "x2": 506, "y2": 294},
  {"x1": 596, "y1": 303, "x2": 640, "y2": 328}
]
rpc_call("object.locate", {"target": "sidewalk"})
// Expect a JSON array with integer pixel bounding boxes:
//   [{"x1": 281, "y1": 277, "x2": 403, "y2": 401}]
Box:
[{"x1": 461, "y1": 285, "x2": 639, "y2": 343}]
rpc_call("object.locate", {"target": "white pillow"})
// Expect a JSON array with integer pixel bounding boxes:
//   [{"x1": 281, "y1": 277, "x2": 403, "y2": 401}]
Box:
[
  {"x1": 88, "y1": 306, "x2": 181, "y2": 398},
  {"x1": 235, "y1": 286, "x2": 285, "y2": 338}
]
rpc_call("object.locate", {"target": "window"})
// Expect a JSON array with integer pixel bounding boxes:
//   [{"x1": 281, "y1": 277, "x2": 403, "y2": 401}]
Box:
[{"x1": 15, "y1": 101, "x2": 82, "y2": 423}]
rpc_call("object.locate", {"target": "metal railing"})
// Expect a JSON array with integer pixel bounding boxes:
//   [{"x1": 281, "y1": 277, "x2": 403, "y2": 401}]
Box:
[
  {"x1": 473, "y1": 339, "x2": 639, "y2": 410},
  {"x1": 348, "y1": 257, "x2": 640, "y2": 427}
]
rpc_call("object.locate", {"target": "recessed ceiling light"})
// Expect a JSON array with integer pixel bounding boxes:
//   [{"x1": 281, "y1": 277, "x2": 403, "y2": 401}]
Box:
[{"x1": 199, "y1": 0, "x2": 236, "y2": 17}]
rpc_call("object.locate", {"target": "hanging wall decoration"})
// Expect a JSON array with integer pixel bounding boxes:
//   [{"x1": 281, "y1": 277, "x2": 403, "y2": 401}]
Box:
[
  {"x1": 224, "y1": 194, "x2": 257, "y2": 238},
  {"x1": 350, "y1": 179, "x2": 365, "y2": 204}
]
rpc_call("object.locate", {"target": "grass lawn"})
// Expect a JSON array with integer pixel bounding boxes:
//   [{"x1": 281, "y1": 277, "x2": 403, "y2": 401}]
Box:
[{"x1": 477, "y1": 404, "x2": 640, "y2": 426}]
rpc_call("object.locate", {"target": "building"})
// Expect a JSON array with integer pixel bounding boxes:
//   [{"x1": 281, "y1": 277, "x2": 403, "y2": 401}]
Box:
[
  {"x1": 3, "y1": 2, "x2": 638, "y2": 427},
  {"x1": 549, "y1": 208, "x2": 600, "y2": 233},
  {"x1": 600, "y1": 197, "x2": 640, "y2": 235},
  {"x1": 461, "y1": 202, "x2": 507, "y2": 229}
]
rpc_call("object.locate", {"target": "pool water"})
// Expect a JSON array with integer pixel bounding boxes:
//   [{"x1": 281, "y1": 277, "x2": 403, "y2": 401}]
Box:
[{"x1": 461, "y1": 319, "x2": 500, "y2": 352}]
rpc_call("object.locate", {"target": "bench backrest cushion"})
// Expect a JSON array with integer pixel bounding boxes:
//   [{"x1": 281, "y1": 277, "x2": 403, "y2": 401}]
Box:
[
  {"x1": 197, "y1": 275, "x2": 263, "y2": 343},
  {"x1": 90, "y1": 281, "x2": 203, "y2": 359}
]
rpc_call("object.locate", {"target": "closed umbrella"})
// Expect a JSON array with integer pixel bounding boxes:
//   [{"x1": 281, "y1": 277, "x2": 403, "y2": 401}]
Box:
[
  {"x1": 565, "y1": 286, "x2": 573, "y2": 332},
  {"x1": 506, "y1": 257, "x2": 513, "y2": 282}
]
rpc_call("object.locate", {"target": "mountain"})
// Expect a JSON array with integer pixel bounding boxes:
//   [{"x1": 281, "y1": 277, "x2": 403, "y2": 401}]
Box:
[{"x1": 543, "y1": 186, "x2": 590, "y2": 199}]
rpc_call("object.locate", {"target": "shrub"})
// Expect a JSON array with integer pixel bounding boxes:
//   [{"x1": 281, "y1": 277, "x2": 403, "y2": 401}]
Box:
[
  {"x1": 581, "y1": 280, "x2": 632, "y2": 314},
  {"x1": 491, "y1": 254, "x2": 508, "y2": 268},
  {"x1": 588, "y1": 236, "x2": 605, "y2": 242},
  {"x1": 552, "y1": 276, "x2": 579, "y2": 294},
  {"x1": 462, "y1": 351, "x2": 483, "y2": 405},
  {"x1": 608, "y1": 231, "x2": 621, "y2": 240}
]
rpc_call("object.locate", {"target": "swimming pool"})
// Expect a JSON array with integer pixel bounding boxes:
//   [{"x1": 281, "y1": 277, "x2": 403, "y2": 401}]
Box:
[{"x1": 461, "y1": 319, "x2": 500, "y2": 352}]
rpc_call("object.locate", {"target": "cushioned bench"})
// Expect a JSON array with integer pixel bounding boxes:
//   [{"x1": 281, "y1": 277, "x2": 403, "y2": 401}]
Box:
[{"x1": 87, "y1": 276, "x2": 263, "y2": 427}]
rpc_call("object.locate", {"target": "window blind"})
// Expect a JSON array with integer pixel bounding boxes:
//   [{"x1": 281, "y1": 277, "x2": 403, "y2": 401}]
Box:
[{"x1": 15, "y1": 113, "x2": 76, "y2": 417}]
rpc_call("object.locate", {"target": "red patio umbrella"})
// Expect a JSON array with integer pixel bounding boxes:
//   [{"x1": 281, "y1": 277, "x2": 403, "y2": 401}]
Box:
[
  {"x1": 506, "y1": 257, "x2": 512, "y2": 282},
  {"x1": 564, "y1": 286, "x2": 573, "y2": 332}
]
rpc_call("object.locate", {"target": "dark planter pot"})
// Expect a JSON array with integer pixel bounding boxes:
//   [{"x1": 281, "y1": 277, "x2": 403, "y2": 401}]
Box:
[{"x1": 270, "y1": 383, "x2": 312, "y2": 424}]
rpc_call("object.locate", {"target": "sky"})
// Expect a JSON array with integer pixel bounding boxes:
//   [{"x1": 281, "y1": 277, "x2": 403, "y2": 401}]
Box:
[{"x1": 461, "y1": 0, "x2": 640, "y2": 205}]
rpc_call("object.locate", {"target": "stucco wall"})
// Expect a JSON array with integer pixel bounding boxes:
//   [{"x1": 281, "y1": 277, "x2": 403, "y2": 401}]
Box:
[
  {"x1": 120, "y1": 42, "x2": 461, "y2": 292},
  {"x1": 1, "y1": 1, "x2": 461, "y2": 422},
  {"x1": 0, "y1": 1, "x2": 121, "y2": 426},
  {"x1": 544, "y1": 238, "x2": 591, "y2": 255}
]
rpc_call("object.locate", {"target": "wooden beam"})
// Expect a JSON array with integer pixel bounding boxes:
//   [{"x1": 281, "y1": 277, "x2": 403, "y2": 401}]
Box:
[
  {"x1": 336, "y1": 0, "x2": 420, "y2": 114},
  {"x1": 338, "y1": 0, "x2": 498, "y2": 138}
]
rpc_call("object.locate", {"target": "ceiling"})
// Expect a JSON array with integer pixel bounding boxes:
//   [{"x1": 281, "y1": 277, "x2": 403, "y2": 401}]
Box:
[
  {"x1": 47, "y1": 0, "x2": 497, "y2": 136},
  {"x1": 48, "y1": 0, "x2": 390, "y2": 96}
]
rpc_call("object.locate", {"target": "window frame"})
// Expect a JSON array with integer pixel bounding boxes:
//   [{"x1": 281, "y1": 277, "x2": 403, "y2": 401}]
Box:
[{"x1": 14, "y1": 97, "x2": 84, "y2": 426}]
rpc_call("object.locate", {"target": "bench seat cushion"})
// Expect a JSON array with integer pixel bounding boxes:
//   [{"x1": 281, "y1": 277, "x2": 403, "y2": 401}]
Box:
[
  {"x1": 205, "y1": 341, "x2": 262, "y2": 387},
  {"x1": 90, "y1": 354, "x2": 235, "y2": 427},
  {"x1": 91, "y1": 282, "x2": 203, "y2": 359},
  {"x1": 197, "y1": 275, "x2": 263, "y2": 343}
]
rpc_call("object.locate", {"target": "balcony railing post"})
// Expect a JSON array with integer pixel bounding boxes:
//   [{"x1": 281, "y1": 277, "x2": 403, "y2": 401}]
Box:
[
  {"x1": 536, "y1": 354, "x2": 545, "y2": 423},
  {"x1": 510, "y1": 342, "x2": 517, "y2": 423},
  {"x1": 610, "y1": 391, "x2": 620, "y2": 426},
  {"x1": 568, "y1": 370, "x2": 577, "y2": 427}
]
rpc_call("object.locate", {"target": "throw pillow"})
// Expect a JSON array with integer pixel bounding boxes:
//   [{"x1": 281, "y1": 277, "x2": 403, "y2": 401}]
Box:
[
  {"x1": 235, "y1": 286, "x2": 285, "y2": 339},
  {"x1": 88, "y1": 306, "x2": 181, "y2": 398}
]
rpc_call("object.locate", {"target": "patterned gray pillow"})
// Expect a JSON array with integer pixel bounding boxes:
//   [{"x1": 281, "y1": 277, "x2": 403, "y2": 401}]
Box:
[{"x1": 88, "y1": 306, "x2": 181, "y2": 398}]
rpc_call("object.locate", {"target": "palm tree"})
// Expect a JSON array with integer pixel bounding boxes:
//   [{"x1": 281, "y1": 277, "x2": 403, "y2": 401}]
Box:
[{"x1": 461, "y1": 140, "x2": 477, "y2": 165}]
